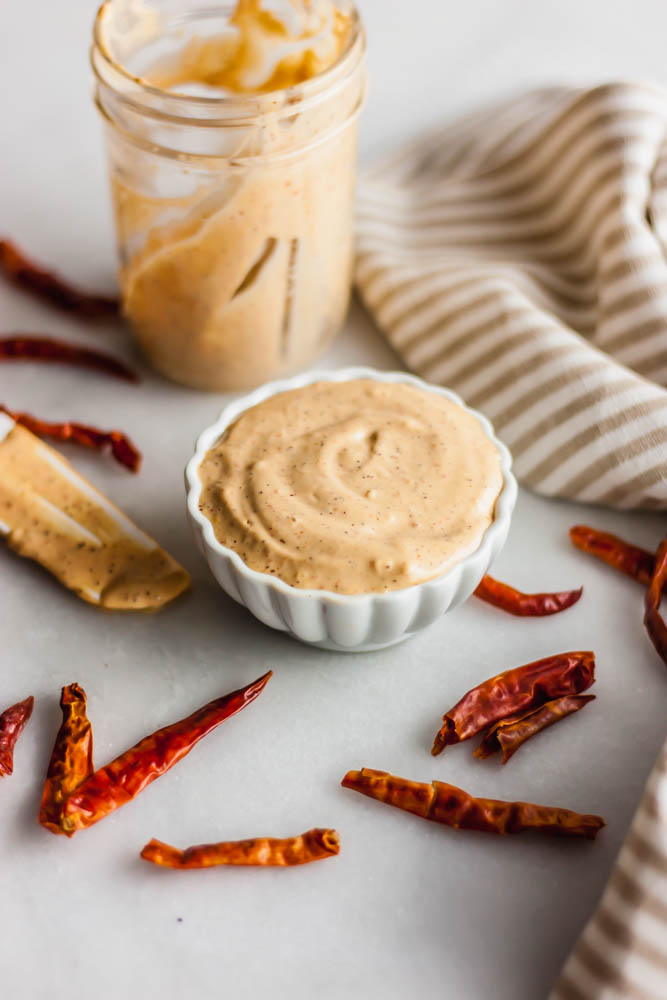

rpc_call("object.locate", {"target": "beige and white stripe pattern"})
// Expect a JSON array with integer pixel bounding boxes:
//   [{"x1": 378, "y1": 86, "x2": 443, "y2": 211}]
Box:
[
  {"x1": 550, "y1": 739, "x2": 667, "y2": 999},
  {"x1": 355, "y1": 83, "x2": 667, "y2": 509}
]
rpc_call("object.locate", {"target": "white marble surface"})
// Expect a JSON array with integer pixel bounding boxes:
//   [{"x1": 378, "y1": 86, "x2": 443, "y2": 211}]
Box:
[{"x1": 1, "y1": 2, "x2": 666, "y2": 998}]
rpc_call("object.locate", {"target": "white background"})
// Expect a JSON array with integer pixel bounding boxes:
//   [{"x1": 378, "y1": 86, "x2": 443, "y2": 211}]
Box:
[{"x1": 1, "y1": 3, "x2": 666, "y2": 999}]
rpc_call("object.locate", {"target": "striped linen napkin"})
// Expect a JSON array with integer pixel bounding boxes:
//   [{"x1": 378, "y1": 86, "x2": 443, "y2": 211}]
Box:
[
  {"x1": 550, "y1": 738, "x2": 667, "y2": 999},
  {"x1": 355, "y1": 82, "x2": 667, "y2": 510}
]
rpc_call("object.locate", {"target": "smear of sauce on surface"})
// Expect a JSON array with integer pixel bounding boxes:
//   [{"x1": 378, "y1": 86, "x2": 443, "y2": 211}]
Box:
[
  {"x1": 0, "y1": 418, "x2": 190, "y2": 610},
  {"x1": 198, "y1": 380, "x2": 503, "y2": 594}
]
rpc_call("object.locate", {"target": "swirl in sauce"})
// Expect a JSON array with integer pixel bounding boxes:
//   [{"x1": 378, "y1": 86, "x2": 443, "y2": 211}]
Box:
[{"x1": 198, "y1": 379, "x2": 503, "y2": 594}]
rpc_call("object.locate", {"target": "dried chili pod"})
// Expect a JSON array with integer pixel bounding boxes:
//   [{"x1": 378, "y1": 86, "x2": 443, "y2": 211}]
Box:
[
  {"x1": 431, "y1": 651, "x2": 595, "y2": 756},
  {"x1": 39, "y1": 684, "x2": 94, "y2": 829},
  {"x1": 342, "y1": 769, "x2": 605, "y2": 840},
  {"x1": 474, "y1": 694, "x2": 596, "y2": 764},
  {"x1": 644, "y1": 536, "x2": 667, "y2": 667},
  {"x1": 0, "y1": 336, "x2": 137, "y2": 382},
  {"x1": 39, "y1": 672, "x2": 272, "y2": 837},
  {"x1": 0, "y1": 696, "x2": 34, "y2": 777},
  {"x1": 474, "y1": 575, "x2": 582, "y2": 616},
  {"x1": 569, "y1": 525, "x2": 654, "y2": 586},
  {"x1": 0, "y1": 239, "x2": 119, "y2": 317},
  {"x1": 1, "y1": 405, "x2": 141, "y2": 472},
  {"x1": 141, "y1": 829, "x2": 340, "y2": 869}
]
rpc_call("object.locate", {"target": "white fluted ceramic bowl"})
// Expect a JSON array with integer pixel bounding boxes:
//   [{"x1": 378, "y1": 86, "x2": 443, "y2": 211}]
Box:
[{"x1": 185, "y1": 367, "x2": 517, "y2": 652}]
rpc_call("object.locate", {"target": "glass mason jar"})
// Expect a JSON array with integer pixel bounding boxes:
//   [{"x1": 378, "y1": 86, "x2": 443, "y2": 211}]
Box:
[{"x1": 91, "y1": 1, "x2": 366, "y2": 391}]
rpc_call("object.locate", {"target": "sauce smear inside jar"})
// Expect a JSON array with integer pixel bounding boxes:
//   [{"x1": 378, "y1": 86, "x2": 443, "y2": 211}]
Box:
[{"x1": 93, "y1": 0, "x2": 366, "y2": 390}]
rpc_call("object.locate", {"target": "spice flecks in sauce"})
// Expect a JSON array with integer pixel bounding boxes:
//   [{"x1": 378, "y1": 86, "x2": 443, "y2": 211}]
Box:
[{"x1": 198, "y1": 380, "x2": 503, "y2": 594}]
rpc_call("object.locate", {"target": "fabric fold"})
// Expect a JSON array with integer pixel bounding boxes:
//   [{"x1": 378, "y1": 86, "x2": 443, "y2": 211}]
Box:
[
  {"x1": 550, "y1": 739, "x2": 667, "y2": 999},
  {"x1": 356, "y1": 82, "x2": 667, "y2": 509}
]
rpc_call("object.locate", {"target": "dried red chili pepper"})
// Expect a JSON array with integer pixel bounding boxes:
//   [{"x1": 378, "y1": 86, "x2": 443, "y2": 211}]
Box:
[
  {"x1": 474, "y1": 694, "x2": 596, "y2": 764},
  {"x1": 39, "y1": 684, "x2": 94, "y2": 829},
  {"x1": 39, "y1": 672, "x2": 272, "y2": 837},
  {"x1": 474, "y1": 575, "x2": 582, "y2": 616},
  {"x1": 1, "y1": 405, "x2": 141, "y2": 473},
  {"x1": 431, "y1": 651, "x2": 595, "y2": 756},
  {"x1": 141, "y1": 829, "x2": 340, "y2": 869},
  {"x1": 0, "y1": 696, "x2": 34, "y2": 777},
  {"x1": 0, "y1": 336, "x2": 137, "y2": 382},
  {"x1": 0, "y1": 239, "x2": 119, "y2": 318},
  {"x1": 569, "y1": 525, "x2": 654, "y2": 586},
  {"x1": 644, "y1": 536, "x2": 667, "y2": 667},
  {"x1": 342, "y1": 768, "x2": 605, "y2": 840}
]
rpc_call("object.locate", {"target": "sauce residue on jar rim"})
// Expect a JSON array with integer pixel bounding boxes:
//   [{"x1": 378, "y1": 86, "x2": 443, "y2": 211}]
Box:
[
  {"x1": 198, "y1": 379, "x2": 504, "y2": 594},
  {"x1": 96, "y1": 0, "x2": 353, "y2": 96}
]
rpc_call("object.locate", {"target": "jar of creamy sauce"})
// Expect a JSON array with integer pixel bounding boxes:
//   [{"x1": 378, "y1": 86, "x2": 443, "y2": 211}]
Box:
[{"x1": 92, "y1": 0, "x2": 366, "y2": 390}]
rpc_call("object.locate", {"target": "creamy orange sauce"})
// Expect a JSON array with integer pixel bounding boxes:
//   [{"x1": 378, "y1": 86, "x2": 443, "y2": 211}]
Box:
[
  {"x1": 96, "y1": 0, "x2": 363, "y2": 391},
  {"x1": 0, "y1": 419, "x2": 190, "y2": 610},
  {"x1": 198, "y1": 380, "x2": 503, "y2": 594}
]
